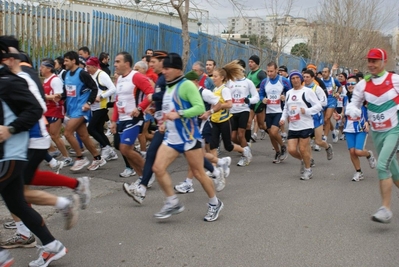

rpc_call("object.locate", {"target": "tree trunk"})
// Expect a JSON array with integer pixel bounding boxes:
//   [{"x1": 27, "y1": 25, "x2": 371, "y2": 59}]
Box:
[{"x1": 171, "y1": 0, "x2": 190, "y2": 71}]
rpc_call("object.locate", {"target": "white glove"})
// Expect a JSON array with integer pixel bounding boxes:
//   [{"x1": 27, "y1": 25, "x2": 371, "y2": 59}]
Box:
[{"x1": 345, "y1": 103, "x2": 361, "y2": 118}]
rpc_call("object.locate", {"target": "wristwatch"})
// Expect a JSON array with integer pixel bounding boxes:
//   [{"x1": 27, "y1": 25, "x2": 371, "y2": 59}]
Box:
[
  {"x1": 178, "y1": 110, "x2": 184, "y2": 117},
  {"x1": 86, "y1": 101, "x2": 92, "y2": 105},
  {"x1": 137, "y1": 107, "x2": 142, "y2": 113},
  {"x1": 7, "y1": 126, "x2": 15, "y2": 134}
]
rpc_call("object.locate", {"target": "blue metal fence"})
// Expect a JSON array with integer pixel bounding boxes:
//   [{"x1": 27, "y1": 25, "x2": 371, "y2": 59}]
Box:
[{"x1": 0, "y1": 0, "x2": 327, "y2": 72}]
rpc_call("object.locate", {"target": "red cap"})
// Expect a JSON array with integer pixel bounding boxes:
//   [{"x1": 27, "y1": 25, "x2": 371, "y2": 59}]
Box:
[
  {"x1": 86, "y1": 57, "x2": 101, "y2": 68},
  {"x1": 366, "y1": 48, "x2": 387, "y2": 60}
]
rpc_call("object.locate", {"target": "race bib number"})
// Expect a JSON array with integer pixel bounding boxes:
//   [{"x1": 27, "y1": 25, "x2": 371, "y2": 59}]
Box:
[
  {"x1": 327, "y1": 87, "x2": 333, "y2": 95},
  {"x1": 370, "y1": 113, "x2": 392, "y2": 131},
  {"x1": 66, "y1": 85, "x2": 76, "y2": 97},
  {"x1": 116, "y1": 100, "x2": 126, "y2": 114},
  {"x1": 267, "y1": 94, "x2": 280, "y2": 105},
  {"x1": 162, "y1": 103, "x2": 174, "y2": 113},
  {"x1": 289, "y1": 105, "x2": 300, "y2": 121},
  {"x1": 337, "y1": 96, "x2": 343, "y2": 107},
  {"x1": 232, "y1": 91, "x2": 244, "y2": 104}
]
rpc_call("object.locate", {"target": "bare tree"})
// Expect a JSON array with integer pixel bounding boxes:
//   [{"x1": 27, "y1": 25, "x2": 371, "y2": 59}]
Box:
[
  {"x1": 170, "y1": 0, "x2": 190, "y2": 71},
  {"x1": 312, "y1": 0, "x2": 395, "y2": 70}
]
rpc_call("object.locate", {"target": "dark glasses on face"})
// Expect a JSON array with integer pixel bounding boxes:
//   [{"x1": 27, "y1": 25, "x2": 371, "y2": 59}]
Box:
[{"x1": 347, "y1": 82, "x2": 357, "y2": 86}]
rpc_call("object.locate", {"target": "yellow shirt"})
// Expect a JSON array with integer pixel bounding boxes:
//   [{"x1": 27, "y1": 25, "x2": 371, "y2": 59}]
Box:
[{"x1": 211, "y1": 84, "x2": 232, "y2": 123}]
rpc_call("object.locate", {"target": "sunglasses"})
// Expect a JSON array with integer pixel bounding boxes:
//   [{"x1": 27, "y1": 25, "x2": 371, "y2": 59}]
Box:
[{"x1": 347, "y1": 82, "x2": 357, "y2": 86}]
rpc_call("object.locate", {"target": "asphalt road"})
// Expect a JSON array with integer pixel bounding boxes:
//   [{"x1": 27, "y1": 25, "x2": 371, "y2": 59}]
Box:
[{"x1": 2, "y1": 134, "x2": 399, "y2": 267}]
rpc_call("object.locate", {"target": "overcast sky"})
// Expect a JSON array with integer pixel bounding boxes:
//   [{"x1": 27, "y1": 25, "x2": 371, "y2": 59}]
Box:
[{"x1": 194, "y1": 0, "x2": 399, "y2": 35}]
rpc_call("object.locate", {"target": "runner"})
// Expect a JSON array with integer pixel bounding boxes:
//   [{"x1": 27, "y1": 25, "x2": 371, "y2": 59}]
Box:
[
  {"x1": 85, "y1": 57, "x2": 118, "y2": 161},
  {"x1": 259, "y1": 62, "x2": 291, "y2": 163},
  {"x1": 0, "y1": 36, "x2": 67, "y2": 267},
  {"x1": 345, "y1": 48, "x2": 399, "y2": 223},
  {"x1": 40, "y1": 58, "x2": 72, "y2": 166},
  {"x1": 280, "y1": 70, "x2": 322, "y2": 180},
  {"x1": 303, "y1": 70, "x2": 333, "y2": 161},
  {"x1": 111, "y1": 51, "x2": 154, "y2": 189},
  {"x1": 63, "y1": 51, "x2": 106, "y2": 171},
  {"x1": 152, "y1": 53, "x2": 223, "y2": 221},
  {"x1": 339, "y1": 74, "x2": 376, "y2": 182}
]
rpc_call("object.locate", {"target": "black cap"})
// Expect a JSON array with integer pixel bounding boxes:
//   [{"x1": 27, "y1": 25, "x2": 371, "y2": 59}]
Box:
[
  {"x1": 249, "y1": 55, "x2": 260, "y2": 65},
  {"x1": 163, "y1": 53, "x2": 183, "y2": 70},
  {"x1": 279, "y1": 65, "x2": 288, "y2": 72}
]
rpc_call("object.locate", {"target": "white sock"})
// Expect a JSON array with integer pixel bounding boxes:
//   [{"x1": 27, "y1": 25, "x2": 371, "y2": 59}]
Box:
[
  {"x1": 209, "y1": 196, "x2": 218, "y2": 206},
  {"x1": 44, "y1": 240, "x2": 58, "y2": 250},
  {"x1": 166, "y1": 195, "x2": 178, "y2": 206},
  {"x1": 49, "y1": 158, "x2": 57, "y2": 168},
  {"x1": 16, "y1": 221, "x2": 31, "y2": 237},
  {"x1": 55, "y1": 197, "x2": 70, "y2": 210},
  {"x1": 212, "y1": 168, "x2": 220, "y2": 177},
  {"x1": 185, "y1": 178, "x2": 193, "y2": 185}
]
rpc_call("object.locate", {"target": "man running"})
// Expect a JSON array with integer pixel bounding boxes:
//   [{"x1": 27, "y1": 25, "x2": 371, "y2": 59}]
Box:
[
  {"x1": 345, "y1": 48, "x2": 399, "y2": 223},
  {"x1": 152, "y1": 53, "x2": 223, "y2": 222}
]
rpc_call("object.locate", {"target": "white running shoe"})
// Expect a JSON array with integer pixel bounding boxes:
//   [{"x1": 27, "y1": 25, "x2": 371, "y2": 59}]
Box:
[
  {"x1": 260, "y1": 130, "x2": 266, "y2": 140},
  {"x1": 371, "y1": 206, "x2": 392, "y2": 223},
  {"x1": 313, "y1": 144, "x2": 321, "y2": 151},
  {"x1": 28, "y1": 240, "x2": 67, "y2": 267},
  {"x1": 237, "y1": 156, "x2": 247, "y2": 167},
  {"x1": 174, "y1": 181, "x2": 194, "y2": 194},
  {"x1": 87, "y1": 157, "x2": 107, "y2": 171},
  {"x1": 218, "y1": 156, "x2": 231, "y2": 178},
  {"x1": 351, "y1": 172, "x2": 364, "y2": 182},
  {"x1": 51, "y1": 160, "x2": 64, "y2": 174},
  {"x1": 75, "y1": 177, "x2": 91, "y2": 209},
  {"x1": 147, "y1": 174, "x2": 156, "y2": 188},
  {"x1": 119, "y1": 168, "x2": 136, "y2": 177},
  {"x1": 332, "y1": 130, "x2": 339, "y2": 143},
  {"x1": 70, "y1": 157, "x2": 90, "y2": 171},
  {"x1": 213, "y1": 167, "x2": 225, "y2": 192},
  {"x1": 243, "y1": 146, "x2": 252, "y2": 164},
  {"x1": 367, "y1": 151, "x2": 377, "y2": 169},
  {"x1": 300, "y1": 169, "x2": 313, "y2": 180},
  {"x1": 105, "y1": 149, "x2": 118, "y2": 161}
]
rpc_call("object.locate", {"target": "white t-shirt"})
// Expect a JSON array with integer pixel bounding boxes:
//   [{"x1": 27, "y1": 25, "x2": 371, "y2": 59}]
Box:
[
  {"x1": 227, "y1": 78, "x2": 259, "y2": 114},
  {"x1": 201, "y1": 87, "x2": 220, "y2": 106}
]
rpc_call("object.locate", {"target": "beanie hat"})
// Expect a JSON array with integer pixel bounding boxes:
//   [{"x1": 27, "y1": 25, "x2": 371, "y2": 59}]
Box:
[
  {"x1": 289, "y1": 70, "x2": 304, "y2": 83},
  {"x1": 184, "y1": 70, "x2": 199, "y2": 81},
  {"x1": 86, "y1": 57, "x2": 101, "y2": 68},
  {"x1": 249, "y1": 55, "x2": 260, "y2": 65},
  {"x1": 163, "y1": 53, "x2": 183, "y2": 70},
  {"x1": 307, "y1": 63, "x2": 317, "y2": 70},
  {"x1": 278, "y1": 65, "x2": 288, "y2": 72}
]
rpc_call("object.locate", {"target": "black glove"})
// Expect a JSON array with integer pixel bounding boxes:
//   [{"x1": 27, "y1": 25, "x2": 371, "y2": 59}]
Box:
[{"x1": 244, "y1": 98, "x2": 250, "y2": 104}]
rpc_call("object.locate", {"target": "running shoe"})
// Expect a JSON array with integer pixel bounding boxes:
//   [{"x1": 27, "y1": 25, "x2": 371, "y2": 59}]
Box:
[
  {"x1": 154, "y1": 201, "x2": 185, "y2": 219},
  {"x1": 300, "y1": 169, "x2": 313, "y2": 180},
  {"x1": 251, "y1": 133, "x2": 258, "y2": 140},
  {"x1": 300, "y1": 161, "x2": 305, "y2": 174},
  {"x1": 51, "y1": 160, "x2": 64, "y2": 174},
  {"x1": 243, "y1": 146, "x2": 252, "y2": 164},
  {"x1": 3, "y1": 221, "x2": 16, "y2": 230},
  {"x1": 28, "y1": 240, "x2": 67, "y2": 267},
  {"x1": 219, "y1": 157, "x2": 231, "y2": 178},
  {"x1": 310, "y1": 158, "x2": 315, "y2": 167},
  {"x1": 213, "y1": 167, "x2": 225, "y2": 192},
  {"x1": 70, "y1": 157, "x2": 90, "y2": 171},
  {"x1": 352, "y1": 172, "x2": 364, "y2": 182},
  {"x1": 339, "y1": 134, "x2": 345, "y2": 140},
  {"x1": 60, "y1": 194, "x2": 80, "y2": 230},
  {"x1": 204, "y1": 199, "x2": 224, "y2": 222},
  {"x1": 105, "y1": 150, "x2": 118, "y2": 161},
  {"x1": 332, "y1": 130, "x2": 339, "y2": 143},
  {"x1": 49, "y1": 150, "x2": 61, "y2": 158},
  {"x1": 0, "y1": 250, "x2": 14, "y2": 267},
  {"x1": 131, "y1": 186, "x2": 146, "y2": 204},
  {"x1": 281, "y1": 132, "x2": 287, "y2": 143},
  {"x1": 75, "y1": 177, "x2": 91, "y2": 210},
  {"x1": 260, "y1": 130, "x2": 266, "y2": 140},
  {"x1": 313, "y1": 144, "x2": 321, "y2": 151},
  {"x1": 63, "y1": 157, "x2": 73, "y2": 167},
  {"x1": 174, "y1": 181, "x2": 194, "y2": 194},
  {"x1": 119, "y1": 168, "x2": 136, "y2": 177},
  {"x1": 237, "y1": 156, "x2": 247, "y2": 167},
  {"x1": 371, "y1": 206, "x2": 392, "y2": 223},
  {"x1": 326, "y1": 144, "x2": 334, "y2": 160},
  {"x1": 273, "y1": 152, "x2": 281, "y2": 164},
  {"x1": 122, "y1": 182, "x2": 136, "y2": 199},
  {"x1": 87, "y1": 157, "x2": 107, "y2": 171},
  {"x1": 367, "y1": 151, "x2": 377, "y2": 169},
  {"x1": 0, "y1": 233, "x2": 36, "y2": 249},
  {"x1": 147, "y1": 174, "x2": 156, "y2": 188},
  {"x1": 279, "y1": 145, "x2": 288, "y2": 161}
]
